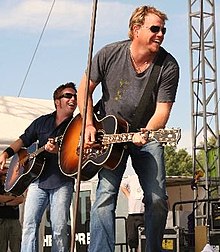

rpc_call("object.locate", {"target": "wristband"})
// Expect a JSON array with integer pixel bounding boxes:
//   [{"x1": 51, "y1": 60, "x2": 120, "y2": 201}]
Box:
[{"x1": 4, "y1": 147, "x2": 15, "y2": 158}]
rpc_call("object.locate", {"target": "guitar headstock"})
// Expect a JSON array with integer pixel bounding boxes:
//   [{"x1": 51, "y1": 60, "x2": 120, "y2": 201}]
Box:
[{"x1": 148, "y1": 128, "x2": 181, "y2": 147}]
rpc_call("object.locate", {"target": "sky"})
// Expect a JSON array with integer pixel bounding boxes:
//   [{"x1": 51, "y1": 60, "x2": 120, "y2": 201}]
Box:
[{"x1": 0, "y1": 0, "x2": 219, "y2": 153}]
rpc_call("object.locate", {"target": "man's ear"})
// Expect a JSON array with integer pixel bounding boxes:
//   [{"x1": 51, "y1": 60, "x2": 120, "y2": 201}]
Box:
[
  {"x1": 133, "y1": 25, "x2": 140, "y2": 37},
  {"x1": 55, "y1": 99, "x2": 60, "y2": 107},
  {"x1": 133, "y1": 24, "x2": 140, "y2": 33}
]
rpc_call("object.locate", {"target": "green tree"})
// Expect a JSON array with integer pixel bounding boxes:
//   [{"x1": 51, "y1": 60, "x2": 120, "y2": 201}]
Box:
[
  {"x1": 195, "y1": 135, "x2": 219, "y2": 177},
  {"x1": 164, "y1": 146, "x2": 193, "y2": 176}
]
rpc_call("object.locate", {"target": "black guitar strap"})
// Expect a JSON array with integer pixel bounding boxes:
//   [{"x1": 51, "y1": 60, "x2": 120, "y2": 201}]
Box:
[{"x1": 130, "y1": 47, "x2": 168, "y2": 131}]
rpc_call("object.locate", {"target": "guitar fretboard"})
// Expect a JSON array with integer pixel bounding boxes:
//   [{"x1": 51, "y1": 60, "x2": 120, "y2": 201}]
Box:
[
  {"x1": 27, "y1": 136, "x2": 62, "y2": 160},
  {"x1": 101, "y1": 129, "x2": 180, "y2": 147},
  {"x1": 29, "y1": 146, "x2": 45, "y2": 160},
  {"x1": 102, "y1": 133, "x2": 134, "y2": 145}
]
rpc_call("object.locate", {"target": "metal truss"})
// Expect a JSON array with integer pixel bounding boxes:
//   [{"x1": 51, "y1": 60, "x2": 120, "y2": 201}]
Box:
[{"x1": 188, "y1": 0, "x2": 219, "y2": 227}]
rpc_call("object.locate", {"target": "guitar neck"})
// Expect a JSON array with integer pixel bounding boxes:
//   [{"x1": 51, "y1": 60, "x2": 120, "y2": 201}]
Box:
[
  {"x1": 101, "y1": 129, "x2": 180, "y2": 147},
  {"x1": 29, "y1": 146, "x2": 45, "y2": 159},
  {"x1": 102, "y1": 132, "x2": 137, "y2": 145},
  {"x1": 28, "y1": 136, "x2": 62, "y2": 159}
]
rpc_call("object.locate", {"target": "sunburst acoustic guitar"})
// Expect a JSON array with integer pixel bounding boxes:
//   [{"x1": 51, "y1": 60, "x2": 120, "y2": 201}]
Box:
[
  {"x1": 5, "y1": 137, "x2": 61, "y2": 196},
  {"x1": 58, "y1": 114, "x2": 181, "y2": 181}
]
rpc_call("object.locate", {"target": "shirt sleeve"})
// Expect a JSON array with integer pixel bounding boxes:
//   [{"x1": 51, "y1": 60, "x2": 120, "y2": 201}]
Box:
[
  {"x1": 90, "y1": 47, "x2": 107, "y2": 85},
  {"x1": 19, "y1": 118, "x2": 39, "y2": 147},
  {"x1": 157, "y1": 54, "x2": 180, "y2": 103}
]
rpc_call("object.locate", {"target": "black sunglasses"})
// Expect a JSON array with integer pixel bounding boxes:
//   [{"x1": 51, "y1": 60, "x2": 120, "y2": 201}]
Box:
[
  {"x1": 59, "y1": 93, "x2": 77, "y2": 99},
  {"x1": 149, "y1": 25, "x2": 166, "y2": 35}
]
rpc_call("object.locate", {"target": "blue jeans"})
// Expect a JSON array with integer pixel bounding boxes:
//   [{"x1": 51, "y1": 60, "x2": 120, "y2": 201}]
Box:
[
  {"x1": 88, "y1": 141, "x2": 168, "y2": 252},
  {"x1": 20, "y1": 181, "x2": 73, "y2": 252}
]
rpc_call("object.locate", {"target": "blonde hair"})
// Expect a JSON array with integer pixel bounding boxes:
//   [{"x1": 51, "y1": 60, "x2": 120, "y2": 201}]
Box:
[{"x1": 128, "y1": 6, "x2": 168, "y2": 40}]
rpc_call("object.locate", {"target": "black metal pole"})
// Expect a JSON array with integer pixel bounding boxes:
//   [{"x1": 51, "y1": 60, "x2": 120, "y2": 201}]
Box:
[{"x1": 70, "y1": 0, "x2": 98, "y2": 251}]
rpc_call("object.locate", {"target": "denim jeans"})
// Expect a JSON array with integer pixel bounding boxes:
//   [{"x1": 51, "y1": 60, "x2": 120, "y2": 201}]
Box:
[
  {"x1": 20, "y1": 180, "x2": 73, "y2": 252},
  {"x1": 88, "y1": 141, "x2": 168, "y2": 252}
]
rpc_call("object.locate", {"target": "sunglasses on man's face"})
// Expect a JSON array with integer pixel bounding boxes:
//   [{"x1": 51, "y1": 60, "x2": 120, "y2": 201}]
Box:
[
  {"x1": 144, "y1": 25, "x2": 166, "y2": 35},
  {"x1": 59, "y1": 93, "x2": 77, "y2": 99}
]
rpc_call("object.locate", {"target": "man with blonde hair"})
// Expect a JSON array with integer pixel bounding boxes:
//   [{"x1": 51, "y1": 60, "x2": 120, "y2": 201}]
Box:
[{"x1": 78, "y1": 5, "x2": 179, "y2": 252}]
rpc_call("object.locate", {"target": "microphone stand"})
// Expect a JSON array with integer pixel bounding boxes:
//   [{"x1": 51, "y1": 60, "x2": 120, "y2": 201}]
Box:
[{"x1": 70, "y1": 0, "x2": 98, "y2": 251}]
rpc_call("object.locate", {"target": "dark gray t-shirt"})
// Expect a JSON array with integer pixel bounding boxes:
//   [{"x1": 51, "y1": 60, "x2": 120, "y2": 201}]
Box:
[{"x1": 90, "y1": 40, "x2": 179, "y2": 129}]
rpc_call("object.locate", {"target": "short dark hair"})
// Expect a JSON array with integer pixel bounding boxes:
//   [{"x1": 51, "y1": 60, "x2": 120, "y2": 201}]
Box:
[{"x1": 53, "y1": 82, "x2": 77, "y2": 101}]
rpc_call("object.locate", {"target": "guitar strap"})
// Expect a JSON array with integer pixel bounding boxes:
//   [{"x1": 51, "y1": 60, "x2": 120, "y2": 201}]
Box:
[{"x1": 130, "y1": 47, "x2": 168, "y2": 131}]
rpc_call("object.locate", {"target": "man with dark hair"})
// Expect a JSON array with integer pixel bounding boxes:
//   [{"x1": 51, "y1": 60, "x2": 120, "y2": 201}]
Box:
[{"x1": 0, "y1": 82, "x2": 77, "y2": 252}]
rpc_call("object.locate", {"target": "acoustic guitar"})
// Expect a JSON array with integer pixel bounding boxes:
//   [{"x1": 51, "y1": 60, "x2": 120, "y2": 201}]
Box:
[
  {"x1": 5, "y1": 137, "x2": 61, "y2": 196},
  {"x1": 58, "y1": 114, "x2": 181, "y2": 180}
]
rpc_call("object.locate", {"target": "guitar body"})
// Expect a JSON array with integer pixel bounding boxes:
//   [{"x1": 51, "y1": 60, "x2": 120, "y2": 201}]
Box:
[
  {"x1": 58, "y1": 114, "x2": 129, "y2": 180},
  {"x1": 59, "y1": 113, "x2": 181, "y2": 181},
  {"x1": 5, "y1": 148, "x2": 45, "y2": 196}
]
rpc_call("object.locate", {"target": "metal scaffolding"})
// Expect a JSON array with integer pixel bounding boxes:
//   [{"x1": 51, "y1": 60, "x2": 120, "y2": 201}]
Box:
[{"x1": 188, "y1": 0, "x2": 219, "y2": 229}]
